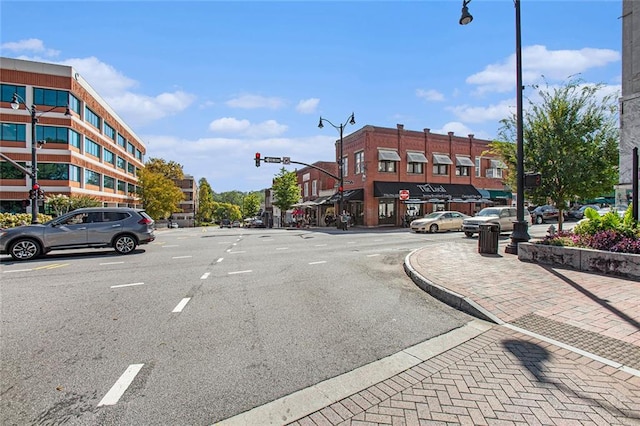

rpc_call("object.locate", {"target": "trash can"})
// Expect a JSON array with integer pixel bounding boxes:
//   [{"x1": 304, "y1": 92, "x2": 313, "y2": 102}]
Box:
[{"x1": 478, "y1": 223, "x2": 499, "y2": 254}]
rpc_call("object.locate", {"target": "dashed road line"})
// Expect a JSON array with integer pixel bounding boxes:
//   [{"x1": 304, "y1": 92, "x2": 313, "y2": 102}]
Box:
[
  {"x1": 366, "y1": 254, "x2": 381, "y2": 257},
  {"x1": 172, "y1": 255, "x2": 193, "y2": 259},
  {"x1": 3, "y1": 268, "x2": 33, "y2": 273},
  {"x1": 100, "y1": 261, "x2": 125, "y2": 265},
  {"x1": 309, "y1": 261, "x2": 327, "y2": 265},
  {"x1": 314, "y1": 244, "x2": 327, "y2": 247},
  {"x1": 216, "y1": 258, "x2": 223, "y2": 263},
  {"x1": 97, "y1": 364, "x2": 144, "y2": 407},
  {"x1": 276, "y1": 247, "x2": 289, "y2": 250},
  {"x1": 34, "y1": 263, "x2": 69, "y2": 270},
  {"x1": 227, "y1": 250, "x2": 246, "y2": 254},
  {"x1": 172, "y1": 298, "x2": 191, "y2": 313},
  {"x1": 162, "y1": 245, "x2": 179, "y2": 248},
  {"x1": 200, "y1": 272, "x2": 210, "y2": 280},
  {"x1": 228, "y1": 270, "x2": 252, "y2": 275},
  {"x1": 110, "y1": 282, "x2": 144, "y2": 289}
]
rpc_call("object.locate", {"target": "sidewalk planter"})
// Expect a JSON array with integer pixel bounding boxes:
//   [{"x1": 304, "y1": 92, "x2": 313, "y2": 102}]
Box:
[{"x1": 518, "y1": 242, "x2": 640, "y2": 280}]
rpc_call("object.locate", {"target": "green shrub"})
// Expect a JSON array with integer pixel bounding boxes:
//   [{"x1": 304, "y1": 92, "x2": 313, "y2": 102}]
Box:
[{"x1": 0, "y1": 213, "x2": 53, "y2": 228}]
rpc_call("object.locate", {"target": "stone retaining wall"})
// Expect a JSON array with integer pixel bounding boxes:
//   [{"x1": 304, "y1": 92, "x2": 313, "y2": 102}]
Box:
[{"x1": 518, "y1": 242, "x2": 640, "y2": 280}]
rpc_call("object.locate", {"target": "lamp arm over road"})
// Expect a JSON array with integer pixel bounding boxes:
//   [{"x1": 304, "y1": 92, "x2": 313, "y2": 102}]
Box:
[{"x1": 10, "y1": 93, "x2": 72, "y2": 224}]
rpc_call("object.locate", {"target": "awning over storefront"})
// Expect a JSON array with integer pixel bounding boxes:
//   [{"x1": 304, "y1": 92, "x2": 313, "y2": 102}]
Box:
[
  {"x1": 455, "y1": 156, "x2": 475, "y2": 167},
  {"x1": 328, "y1": 188, "x2": 364, "y2": 203},
  {"x1": 378, "y1": 150, "x2": 401, "y2": 161},
  {"x1": 490, "y1": 159, "x2": 507, "y2": 169},
  {"x1": 407, "y1": 152, "x2": 428, "y2": 163},
  {"x1": 373, "y1": 181, "x2": 481, "y2": 201},
  {"x1": 488, "y1": 189, "x2": 512, "y2": 200}
]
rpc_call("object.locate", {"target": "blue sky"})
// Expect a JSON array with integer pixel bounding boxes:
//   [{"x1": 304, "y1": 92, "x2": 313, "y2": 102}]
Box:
[{"x1": 1, "y1": 0, "x2": 621, "y2": 193}]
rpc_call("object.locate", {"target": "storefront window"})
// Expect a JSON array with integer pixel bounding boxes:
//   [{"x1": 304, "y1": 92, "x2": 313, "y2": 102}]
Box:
[{"x1": 378, "y1": 199, "x2": 395, "y2": 225}]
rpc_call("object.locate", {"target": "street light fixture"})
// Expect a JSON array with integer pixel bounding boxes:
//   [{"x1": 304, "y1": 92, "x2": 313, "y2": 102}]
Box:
[
  {"x1": 318, "y1": 112, "x2": 356, "y2": 221},
  {"x1": 460, "y1": 0, "x2": 529, "y2": 254},
  {"x1": 11, "y1": 93, "x2": 72, "y2": 224}
]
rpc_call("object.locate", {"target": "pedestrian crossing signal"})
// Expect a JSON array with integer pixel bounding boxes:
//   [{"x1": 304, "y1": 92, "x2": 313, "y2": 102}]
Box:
[{"x1": 524, "y1": 173, "x2": 542, "y2": 188}]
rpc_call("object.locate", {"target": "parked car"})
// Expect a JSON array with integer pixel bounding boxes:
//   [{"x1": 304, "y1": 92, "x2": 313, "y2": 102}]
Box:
[
  {"x1": 220, "y1": 219, "x2": 232, "y2": 228},
  {"x1": 231, "y1": 220, "x2": 241, "y2": 228},
  {"x1": 410, "y1": 211, "x2": 469, "y2": 233},
  {"x1": 168, "y1": 222, "x2": 179, "y2": 228},
  {"x1": 0, "y1": 207, "x2": 155, "y2": 261},
  {"x1": 530, "y1": 205, "x2": 559, "y2": 224},
  {"x1": 566, "y1": 204, "x2": 600, "y2": 221},
  {"x1": 462, "y1": 206, "x2": 532, "y2": 237}
]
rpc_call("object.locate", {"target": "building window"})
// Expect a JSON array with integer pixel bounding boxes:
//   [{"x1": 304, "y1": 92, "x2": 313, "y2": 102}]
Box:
[
  {"x1": 103, "y1": 175, "x2": 115, "y2": 189},
  {"x1": 433, "y1": 164, "x2": 449, "y2": 175},
  {"x1": 127, "y1": 163, "x2": 135, "y2": 175},
  {"x1": 354, "y1": 151, "x2": 364, "y2": 174},
  {"x1": 304, "y1": 182, "x2": 309, "y2": 197},
  {"x1": 127, "y1": 142, "x2": 135, "y2": 155},
  {"x1": 406, "y1": 152, "x2": 427, "y2": 174},
  {"x1": 475, "y1": 157, "x2": 481, "y2": 177},
  {"x1": 38, "y1": 163, "x2": 69, "y2": 180},
  {"x1": 1, "y1": 123, "x2": 26, "y2": 141},
  {"x1": 85, "y1": 138, "x2": 101, "y2": 159},
  {"x1": 117, "y1": 156, "x2": 126, "y2": 170},
  {"x1": 486, "y1": 159, "x2": 505, "y2": 179},
  {"x1": 117, "y1": 180, "x2": 127, "y2": 192},
  {"x1": 342, "y1": 157, "x2": 348, "y2": 177},
  {"x1": 85, "y1": 106, "x2": 101, "y2": 129},
  {"x1": 378, "y1": 199, "x2": 395, "y2": 225},
  {"x1": 136, "y1": 149, "x2": 143, "y2": 161},
  {"x1": 379, "y1": 161, "x2": 396, "y2": 172},
  {"x1": 68, "y1": 93, "x2": 81, "y2": 115},
  {"x1": 432, "y1": 154, "x2": 453, "y2": 176},
  {"x1": 104, "y1": 148, "x2": 115, "y2": 165},
  {"x1": 85, "y1": 169, "x2": 101, "y2": 186},
  {"x1": 117, "y1": 134, "x2": 126, "y2": 148},
  {"x1": 378, "y1": 149, "x2": 400, "y2": 173},
  {"x1": 69, "y1": 129, "x2": 81, "y2": 149},
  {"x1": 104, "y1": 122, "x2": 115, "y2": 140},
  {"x1": 1, "y1": 84, "x2": 25, "y2": 103},
  {"x1": 36, "y1": 125, "x2": 68, "y2": 143},
  {"x1": 1, "y1": 160, "x2": 26, "y2": 178},
  {"x1": 33, "y1": 88, "x2": 69, "y2": 107},
  {"x1": 408, "y1": 162, "x2": 424, "y2": 174},
  {"x1": 69, "y1": 165, "x2": 81, "y2": 182},
  {"x1": 312, "y1": 180, "x2": 317, "y2": 196},
  {"x1": 456, "y1": 166, "x2": 470, "y2": 176},
  {"x1": 455, "y1": 156, "x2": 474, "y2": 176}
]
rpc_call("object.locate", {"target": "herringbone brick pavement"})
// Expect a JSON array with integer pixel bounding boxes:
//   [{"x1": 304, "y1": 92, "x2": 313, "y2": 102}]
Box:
[{"x1": 290, "y1": 327, "x2": 640, "y2": 425}]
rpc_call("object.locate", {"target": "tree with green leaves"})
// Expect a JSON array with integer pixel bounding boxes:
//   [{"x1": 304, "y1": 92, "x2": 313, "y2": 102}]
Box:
[
  {"x1": 497, "y1": 78, "x2": 619, "y2": 230},
  {"x1": 271, "y1": 167, "x2": 300, "y2": 225},
  {"x1": 137, "y1": 168, "x2": 184, "y2": 220},
  {"x1": 145, "y1": 158, "x2": 184, "y2": 179},
  {"x1": 197, "y1": 178, "x2": 215, "y2": 223},
  {"x1": 46, "y1": 194, "x2": 102, "y2": 216},
  {"x1": 242, "y1": 192, "x2": 261, "y2": 218}
]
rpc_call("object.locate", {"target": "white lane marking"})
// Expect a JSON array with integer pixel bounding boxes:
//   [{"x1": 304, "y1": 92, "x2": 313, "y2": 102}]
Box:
[
  {"x1": 228, "y1": 251, "x2": 246, "y2": 254},
  {"x1": 276, "y1": 247, "x2": 289, "y2": 250},
  {"x1": 162, "y1": 245, "x2": 179, "y2": 248},
  {"x1": 97, "y1": 364, "x2": 144, "y2": 407},
  {"x1": 232, "y1": 243, "x2": 237, "y2": 246},
  {"x1": 366, "y1": 254, "x2": 381, "y2": 257},
  {"x1": 172, "y1": 298, "x2": 191, "y2": 313},
  {"x1": 309, "y1": 261, "x2": 327, "y2": 265},
  {"x1": 200, "y1": 272, "x2": 210, "y2": 280},
  {"x1": 172, "y1": 255, "x2": 193, "y2": 259},
  {"x1": 374, "y1": 239, "x2": 384, "y2": 242},
  {"x1": 110, "y1": 282, "x2": 144, "y2": 288},
  {"x1": 347, "y1": 241, "x2": 356, "y2": 244},
  {"x1": 228, "y1": 270, "x2": 252, "y2": 275},
  {"x1": 218, "y1": 241, "x2": 232, "y2": 244},
  {"x1": 3, "y1": 269, "x2": 33, "y2": 273},
  {"x1": 217, "y1": 258, "x2": 224, "y2": 263},
  {"x1": 100, "y1": 261, "x2": 124, "y2": 265},
  {"x1": 314, "y1": 244, "x2": 327, "y2": 247}
]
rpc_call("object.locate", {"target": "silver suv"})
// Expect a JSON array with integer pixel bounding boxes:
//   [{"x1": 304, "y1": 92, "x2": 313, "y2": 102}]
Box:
[
  {"x1": 1, "y1": 207, "x2": 155, "y2": 261},
  {"x1": 462, "y1": 206, "x2": 532, "y2": 237}
]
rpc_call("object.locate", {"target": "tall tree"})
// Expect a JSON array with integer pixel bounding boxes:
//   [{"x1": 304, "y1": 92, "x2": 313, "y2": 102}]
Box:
[
  {"x1": 197, "y1": 178, "x2": 215, "y2": 223},
  {"x1": 138, "y1": 169, "x2": 184, "y2": 220},
  {"x1": 271, "y1": 168, "x2": 300, "y2": 224},
  {"x1": 497, "y1": 78, "x2": 619, "y2": 230},
  {"x1": 242, "y1": 192, "x2": 261, "y2": 218},
  {"x1": 145, "y1": 158, "x2": 184, "y2": 179}
]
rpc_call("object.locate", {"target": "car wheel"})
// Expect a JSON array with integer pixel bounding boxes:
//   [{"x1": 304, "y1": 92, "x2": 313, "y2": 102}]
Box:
[
  {"x1": 113, "y1": 234, "x2": 137, "y2": 254},
  {"x1": 464, "y1": 231, "x2": 474, "y2": 238},
  {"x1": 535, "y1": 215, "x2": 543, "y2": 224},
  {"x1": 429, "y1": 224, "x2": 439, "y2": 233},
  {"x1": 9, "y1": 238, "x2": 41, "y2": 261}
]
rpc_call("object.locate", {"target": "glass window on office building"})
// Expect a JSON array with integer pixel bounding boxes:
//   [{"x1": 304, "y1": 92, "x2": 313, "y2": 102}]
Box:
[
  {"x1": 1, "y1": 161, "x2": 26, "y2": 179},
  {"x1": 1, "y1": 84, "x2": 25, "y2": 103},
  {"x1": 104, "y1": 148, "x2": 115, "y2": 165},
  {"x1": 69, "y1": 165, "x2": 81, "y2": 182},
  {"x1": 103, "y1": 122, "x2": 115, "y2": 140},
  {"x1": 127, "y1": 163, "x2": 135, "y2": 175},
  {"x1": 68, "y1": 93, "x2": 81, "y2": 115},
  {"x1": 85, "y1": 169, "x2": 101, "y2": 186},
  {"x1": 136, "y1": 149, "x2": 143, "y2": 161},
  {"x1": 85, "y1": 138, "x2": 101, "y2": 159},
  {"x1": 85, "y1": 106, "x2": 101, "y2": 129},
  {"x1": 117, "y1": 156, "x2": 126, "y2": 170},
  {"x1": 127, "y1": 141, "x2": 135, "y2": 155},
  {"x1": 117, "y1": 134, "x2": 126, "y2": 148},
  {"x1": 0, "y1": 123, "x2": 26, "y2": 141},
  {"x1": 117, "y1": 180, "x2": 126, "y2": 192},
  {"x1": 69, "y1": 129, "x2": 81, "y2": 149},
  {"x1": 34, "y1": 88, "x2": 69, "y2": 107},
  {"x1": 36, "y1": 125, "x2": 68, "y2": 144},
  {"x1": 103, "y1": 175, "x2": 115, "y2": 190},
  {"x1": 38, "y1": 163, "x2": 69, "y2": 180}
]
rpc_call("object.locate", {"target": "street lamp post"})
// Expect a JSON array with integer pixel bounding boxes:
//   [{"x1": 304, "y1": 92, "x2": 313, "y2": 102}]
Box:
[
  {"x1": 460, "y1": 0, "x2": 529, "y2": 254},
  {"x1": 11, "y1": 93, "x2": 71, "y2": 224},
  {"x1": 318, "y1": 113, "x2": 356, "y2": 225}
]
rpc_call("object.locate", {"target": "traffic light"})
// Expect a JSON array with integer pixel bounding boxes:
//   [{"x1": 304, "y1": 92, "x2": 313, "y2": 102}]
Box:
[
  {"x1": 29, "y1": 189, "x2": 36, "y2": 199},
  {"x1": 255, "y1": 152, "x2": 261, "y2": 167},
  {"x1": 338, "y1": 186, "x2": 343, "y2": 194},
  {"x1": 524, "y1": 173, "x2": 542, "y2": 188},
  {"x1": 37, "y1": 189, "x2": 45, "y2": 199}
]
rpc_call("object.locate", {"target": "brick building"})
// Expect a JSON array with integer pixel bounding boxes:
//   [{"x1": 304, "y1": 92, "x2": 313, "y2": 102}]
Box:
[
  {"x1": 1, "y1": 57, "x2": 145, "y2": 213},
  {"x1": 171, "y1": 174, "x2": 198, "y2": 227},
  {"x1": 297, "y1": 124, "x2": 510, "y2": 227}
]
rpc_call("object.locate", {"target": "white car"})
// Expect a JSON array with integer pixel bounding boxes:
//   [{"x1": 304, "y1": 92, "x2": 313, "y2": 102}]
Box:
[
  {"x1": 410, "y1": 211, "x2": 469, "y2": 233},
  {"x1": 463, "y1": 206, "x2": 532, "y2": 237}
]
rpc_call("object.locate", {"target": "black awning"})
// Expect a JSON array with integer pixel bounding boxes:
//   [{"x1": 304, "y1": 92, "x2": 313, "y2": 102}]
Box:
[
  {"x1": 328, "y1": 188, "x2": 364, "y2": 203},
  {"x1": 373, "y1": 181, "x2": 481, "y2": 201}
]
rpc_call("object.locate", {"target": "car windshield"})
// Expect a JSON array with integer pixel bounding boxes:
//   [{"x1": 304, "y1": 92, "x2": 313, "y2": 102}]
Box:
[
  {"x1": 423, "y1": 212, "x2": 442, "y2": 219},
  {"x1": 477, "y1": 209, "x2": 500, "y2": 217}
]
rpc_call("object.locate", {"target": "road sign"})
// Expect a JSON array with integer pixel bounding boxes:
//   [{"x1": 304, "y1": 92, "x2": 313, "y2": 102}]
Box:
[
  {"x1": 283, "y1": 157, "x2": 291, "y2": 165},
  {"x1": 399, "y1": 189, "x2": 410, "y2": 200},
  {"x1": 344, "y1": 180, "x2": 354, "y2": 184},
  {"x1": 264, "y1": 157, "x2": 282, "y2": 163}
]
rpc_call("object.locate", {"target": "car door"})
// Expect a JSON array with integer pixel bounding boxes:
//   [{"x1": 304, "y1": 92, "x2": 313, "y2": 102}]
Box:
[
  {"x1": 500, "y1": 208, "x2": 514, "y2": 231},
  {"x1": 441, "y1": 212, "x2": 454, "y2": 230},
  {"x1": 450, "y1": 212, "x2": 464, "y2": 230},
  {"x1": 87, "y1": 211, "x2": 129, "y2": 244},
  {"x1": 43, "y1": 212, "x2": 89, "y2": 247}
]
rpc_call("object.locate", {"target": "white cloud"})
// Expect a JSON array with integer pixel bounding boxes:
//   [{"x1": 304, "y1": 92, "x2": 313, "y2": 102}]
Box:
[
  {"x1": 416, "y1": 89, "x2": 445, "y2": 102},
  {"x1": 467, "y1": 45, "x2": 620, "y2": 94},
  {"x1": 226, "y1": 94, "x2": 286, "y2": 109},
  {"x1": 447, "y1": 98, "x2": 515, "y2": 123},
  {"x1": 60, "y1": 56, "x2": 138, "y2": 96},
  {"x1": 296, "y1": 98, "x2": 320, "y2": 114},
  {"x1": 433, "y1": 122, "x2": 492, "y2": 140},
  {"x1": 209, "y1": 117, "x2": 288, "y2": 137},
  {"x1": 1, "y1": 38, "x2": 59, "y2": 57},
  {"x1": 106, "y1": 91, "x2": 196, "y2": 127}
]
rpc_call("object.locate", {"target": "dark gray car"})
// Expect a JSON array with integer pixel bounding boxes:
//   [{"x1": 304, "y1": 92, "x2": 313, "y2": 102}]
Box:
[{"x1": 0, "y1": 207, "x2": 155, "y2": 261}]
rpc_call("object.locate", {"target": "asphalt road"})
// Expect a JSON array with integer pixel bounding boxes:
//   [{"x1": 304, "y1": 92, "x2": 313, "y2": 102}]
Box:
[{"x1": 0, "y1": 223, "x2": 555, "y2": 425}]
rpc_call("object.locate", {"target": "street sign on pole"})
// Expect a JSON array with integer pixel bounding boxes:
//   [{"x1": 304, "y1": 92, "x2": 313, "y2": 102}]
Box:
[
  {"x1": 344, "y1": 180, "x2": 354, "y2": 185},
  {"x1": 263, "y1": 157, "x2": 282, "y2": 163},
  {"x1": 399, "y1": 189, "x2": 410, "y2": 201},
  {"x1": 283, "y1": 157, "x2": 290, "y2": 165}
]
